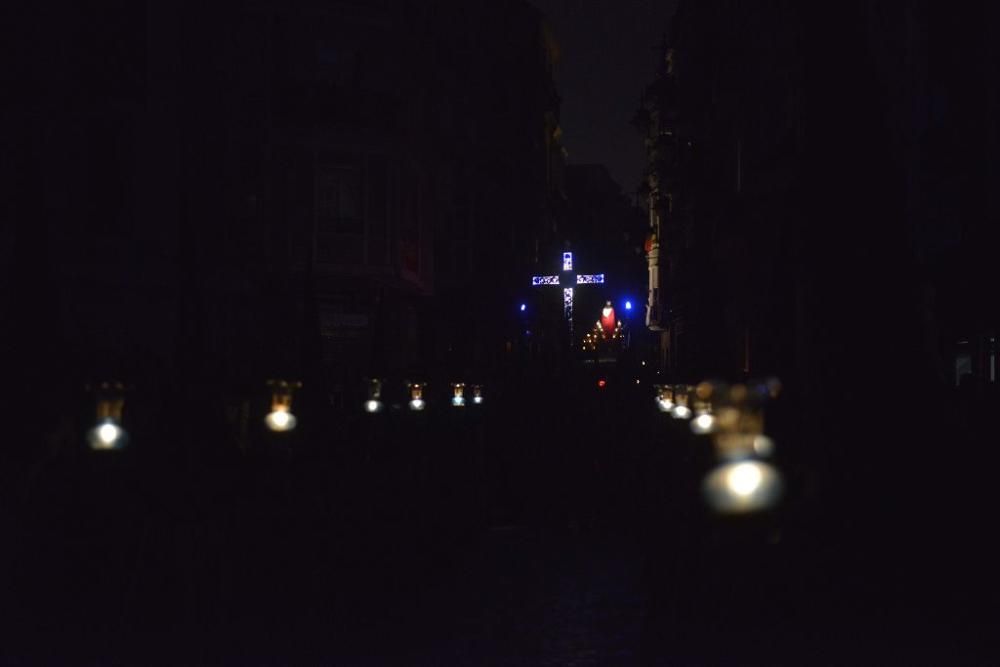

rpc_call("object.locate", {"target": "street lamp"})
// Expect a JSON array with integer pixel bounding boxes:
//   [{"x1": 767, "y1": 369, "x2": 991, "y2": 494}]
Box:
[
  {"x1": 265, "y1": 379, "x2": 301, "y2": 432},
  {"x1": 86, "y1": 381, "x2": 128, "y2": 450}
]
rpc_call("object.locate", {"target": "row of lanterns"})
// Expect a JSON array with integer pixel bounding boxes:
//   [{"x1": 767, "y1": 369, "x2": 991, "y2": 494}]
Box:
[
  {"x1": 365, "y1": 380, "x2": 485, "y2": 413},
  {"x1": 655, "y1": 379, "x2": 784, "y2": 515},
  {"x1": 86, "y1": 377, "x2": 489, "y2": 450}
]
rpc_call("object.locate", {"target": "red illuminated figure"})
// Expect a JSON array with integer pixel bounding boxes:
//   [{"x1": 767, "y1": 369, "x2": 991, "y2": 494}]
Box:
[{"x1": 600, "y1": 301, "x2": 616, "y2": 333}]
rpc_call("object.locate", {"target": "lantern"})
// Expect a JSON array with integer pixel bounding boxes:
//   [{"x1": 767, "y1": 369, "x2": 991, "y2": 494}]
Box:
[
  {"x1": 689, "y1": 381, "x2": 717, "y2": 434},
  {"x1": 670, "y1": 384, "x2": 692, "y2": 419},
  {"x1": 265, "y1": 379, "x2": 301, "y2": 432},
  {"x1": 471, "y1": 385, "x2": 484, "y2": 405},
  {"x1": 86, "y1": 381, "x2": 128, "y2": 450},
  {"x1": 365, "y1": 378, "x2": 384, "y2": 413},
  {"x1": 654, "y1": 384, "x2": 675, "y2": 412},
  {"x1": 701, "y1": 378, "x2": 784, "y2": 514},
  {"x1": 408, "y1": 382, "x2": 426, "y2": 411},
  {"x1": 451, "y1": 382, "x2": 466, "y2": 407}
]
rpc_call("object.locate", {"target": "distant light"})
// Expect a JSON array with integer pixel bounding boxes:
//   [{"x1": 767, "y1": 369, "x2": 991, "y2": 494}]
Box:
[
  {"x1": 598, "y1": 379, "x2": 607, "y2": 388},
  {"x1": 563, "y1": 252, "x2": 573, "y2": 271},
  {"x1": 88, "y1": 420, "x2": 125, "y2": 450},
  {"x1": 409, "y1": 398, "x2": 425, "y2": 411},
  {"x1": 641, "y1": 361, "x2": 646, "y2": 366},
  {"x1": 266, "y1": 409, "x2": 297, "y2": 432},
  {"x1": 690, "y1": 413, "x2": 715, "y2": 434},
  {"x1": 657, "y1": 398, "x2": 674, "y2": 412},
  {"x1": 520, "y1": 303, "x2": 526, "y2": 312},
  {"x1": 625, "y1": 301, "x2": 632, "y2": 310},
  {"x1": 752, "y1": 434, "x2": 775, "y2": 457},
  {"x1": 671, "y1": 405, "x2": 692, "y2": 419},
  {"x1": 452, "y1": 396, "x2": 466, "y2": 407},
  {"x1": 365, "y1": 400, "x2": 382, "y2": 413},
  {"x1": 703, "y1": 460, "x2": 782, "y2": 514},
  {"x1": 473, "y1": 396, "x2": 483, "y2": 405}
]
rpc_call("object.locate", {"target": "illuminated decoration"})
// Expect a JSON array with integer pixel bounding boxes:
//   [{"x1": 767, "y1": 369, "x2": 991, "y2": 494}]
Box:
[
  {"x1": 265, "y1": 379, "x2": 302, "y2": 432},
  {"x1": 471, "y1": 385, "x2": 484, "y2": 405},
  {"x1": 601, "y1": 301, "x2": 616, "y2": 332},
  {"x1": 532, "y1": 249, "x2": 608, "y2": 345},
  {"x1": 702, "y1": 460, "x2": 782, "y2": 514},
  {"x1": 582, "y1": 307, "x2": 625, "y2": 352},
  {"x1": 364, "y1": 378, "x2": 384, "y2": 413},
  {"x1": 86, "y1": 381, "x2": 128, "y2": 450},
  {"x1": 408, "y1": 382, "x2": 426, "y2": 411},
  {"x1": 597, "y1": 379, "x2": 607, "y2": 388},
  {"x1": 451, "y1": 383, "x2": 466, "y2": 407}
]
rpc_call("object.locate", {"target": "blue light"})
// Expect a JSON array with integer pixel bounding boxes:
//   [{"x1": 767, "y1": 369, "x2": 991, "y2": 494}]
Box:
[
  {"x1": 625, "y1": 300, "x2": 633, "y2": 310},
  {"x1": 520, "y1": 303, "x2": 526, "y2": 312}
]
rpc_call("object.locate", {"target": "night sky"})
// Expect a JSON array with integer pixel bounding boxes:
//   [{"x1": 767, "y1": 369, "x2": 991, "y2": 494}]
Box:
[{"x1": 532, "y1": 0, "x2": 679, "y2": 198}]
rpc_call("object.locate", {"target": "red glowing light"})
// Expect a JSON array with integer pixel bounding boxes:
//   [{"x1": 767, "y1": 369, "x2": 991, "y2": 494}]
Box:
[{"x1": 598, "y1": 379, "x2": 607, "y2": 388}]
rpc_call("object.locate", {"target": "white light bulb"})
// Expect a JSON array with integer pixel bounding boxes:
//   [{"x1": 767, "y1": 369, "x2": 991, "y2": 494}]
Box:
[
  {"x1": 266, "y1": 409, "x2": 297, "y2": 432},
  {"x1": 690, "y1": 413, "x2": 715, "y2": 434},
  {"x1": 727, "y1": 462, "x2": 763, "y2": 497}
]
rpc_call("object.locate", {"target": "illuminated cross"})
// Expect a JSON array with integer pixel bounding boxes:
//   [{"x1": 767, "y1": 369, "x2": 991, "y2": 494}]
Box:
[{"x1": 531, "y1": 251, "x2": 605, "y2": 344}]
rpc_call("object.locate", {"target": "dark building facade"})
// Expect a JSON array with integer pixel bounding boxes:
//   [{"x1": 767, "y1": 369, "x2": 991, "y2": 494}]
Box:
[
  {"x1": 4, "y1": 0, "x2": 567, "y2": 427},
  {"x1": 634, "y1": 1, "x2": 804, "y2": 382}
]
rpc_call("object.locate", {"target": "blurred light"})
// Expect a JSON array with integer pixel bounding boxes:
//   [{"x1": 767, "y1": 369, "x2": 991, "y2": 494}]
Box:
[
  {"x1": 598, "y1": 379, "x2": 607, "y2": 388},
  {"x1": 365, "y1": 400, "x2": 382, "y2": 413},
  {"x1": 657, "y1": 398, "x2": 674, "y2": 412},
  {"x1": 452, "y1": 396, "x2": 466, "y2": 407},
  {"x1": 409, "y1": 398, "x2": 425, "y2": 411},
  {"x1": 625, "y1": 300, "x2": 632, "y2": 310},
  {"x1": 602, "y1": 306, "x2": 613, "y2": 319},
  {"x1": 563, "y1": 252, "x2": 573, "y2": 271},
  {"x1": 703, "y1": 460, "x2": 782, "y2": 514},
  {"x1": 690, "y1": 412, "x2": 715, "y2": 434},
  {"x1": 88, "y1": 419, "x2": 126, "y2": 450},
  {"x1": 752, "y1": 434, "x2": 775, "y2": 457},
  {"x1": 473, "y1": 396, "x2": 483, "y2": 405},
  {"x1": 635, "y1": 379, "x2": 640, "y2": 384},
  {"x1": 671, "y1": 405, "x2": 691, "y2": 419},
  {"x1": 520, "y1": 303, "x2": 526, "y2": 312},
  {"x1": 641, "y1": 361, "x2": 646, "y2": 366},
  {"x1": 266, "y1": 409, "x2": 297, "y2": 432}
]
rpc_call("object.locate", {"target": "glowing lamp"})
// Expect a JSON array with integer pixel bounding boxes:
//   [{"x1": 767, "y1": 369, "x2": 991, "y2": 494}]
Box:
[
  {"x1": 265, "y1": 379, "x2": 301, "y2": 432},
  {"x1": 86, "y1": 381, "x2": 128, "y2": 450},
  {"x1": 625, "y1": 300, "x2": 632, "y2": 311},
  {"x1": 471, "y1": 385, "x2": 484, "y2": 405},
  {"x1": 408, "y1": 382, "x2": 426, "y2": 411},
  {"x1": 691, "y1": 412, "x2": 715, "y2": 434},
  {"x1": 598, "y1": 379, "x2": 607, "y2": 389},
  {"x1": 670, "y1": 385, "x2": 692, "y2": 419},
  {"x1": 654, "y1": 384, "x2": 674, "y2": 412},
  {"x1": 451, "y1": 383, "x2": 466, "y2": 407},
  {"x1": 364, "y1": 378, "x2": 384, "y2": 413},
  {"x1": 520, "y1": 303, "x2": 526, "y2": 312},
  {"x1": 702, "y1": 460, "x2": 783, "y2": 514}
]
